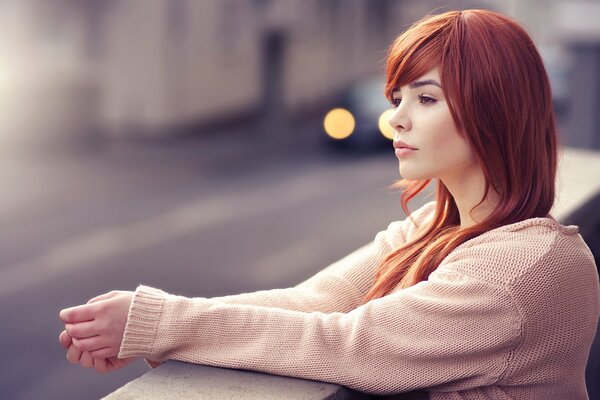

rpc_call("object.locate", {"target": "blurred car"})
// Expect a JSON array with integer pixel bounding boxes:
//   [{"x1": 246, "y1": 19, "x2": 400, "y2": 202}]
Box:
[{"x1": 322, "y1": 75, "x2": 395, "y2": 151}]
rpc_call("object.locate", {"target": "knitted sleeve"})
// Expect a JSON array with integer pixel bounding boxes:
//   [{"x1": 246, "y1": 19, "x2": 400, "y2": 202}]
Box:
[
  {"x1": 119, "y1": 267, "x2": 521, "y2": 395},
  {"x1": 209, "y1": 201, "x2": 436, "y2": 314}
]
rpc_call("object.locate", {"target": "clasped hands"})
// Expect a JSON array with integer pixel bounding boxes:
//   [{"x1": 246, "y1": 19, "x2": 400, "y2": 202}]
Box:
[{"x1": 58, "y1": 290, "x2": 137, "y2": 373}]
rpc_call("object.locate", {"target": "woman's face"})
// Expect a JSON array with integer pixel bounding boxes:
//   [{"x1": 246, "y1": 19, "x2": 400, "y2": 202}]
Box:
[{"x1": 388, "y1": 67, "x2": 478, "y2": 183}]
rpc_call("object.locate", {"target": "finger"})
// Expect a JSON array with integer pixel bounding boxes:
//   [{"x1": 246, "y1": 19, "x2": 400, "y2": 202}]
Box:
[
  {"x1": 66, "y1": 344, "x2": 83, "y2": 364},
  {"x1": 91, "y1": 347, "x2": 116, "y2": 359},
  {"x1": 65, "y1": 321, "x2": 98, "y2": 339},
  {"x1": 87, "y1": 291, "x2": 118, "y2": 304},
  {"x1": 59, "y1": 330, "x2": 72, "y2": 349},
  {"x1": 93, "y1": 357, "x2": 109, "y2": 373},
  {"x1": 80, "y1": 351, "x2": 94, "y2": 368},
  {"x1": 72, "y1": 336, "x2": 109, "y2": 353},
  {"x1": 60, "y1": 303, "x2": 100, "y2": 323}
]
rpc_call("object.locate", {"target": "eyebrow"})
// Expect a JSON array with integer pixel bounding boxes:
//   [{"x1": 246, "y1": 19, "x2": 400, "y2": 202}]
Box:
[
  {"x1": 409, "y1": 79, "x2": 442, "y2": 89},
  {"x1": 392, "y1": 79, "x2": 442, "y2": 93}
]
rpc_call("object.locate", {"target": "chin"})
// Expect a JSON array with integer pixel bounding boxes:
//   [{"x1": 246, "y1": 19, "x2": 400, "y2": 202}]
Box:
[{"x1": 398, "y1": 166, "x2": 432, "y2": 181}]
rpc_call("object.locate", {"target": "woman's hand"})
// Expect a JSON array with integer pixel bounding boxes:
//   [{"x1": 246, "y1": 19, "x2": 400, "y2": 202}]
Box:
[
  {"x1": 59, "y1": 329, "x2": 138, "y2": 372},
  {"x1": 59, "y1": 290, "x2": 134, "y2": 359}
]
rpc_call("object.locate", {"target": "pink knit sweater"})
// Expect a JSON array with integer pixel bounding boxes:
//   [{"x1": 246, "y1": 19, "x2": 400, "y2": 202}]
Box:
[{"x1": 119, "y1": 202, "x2": 600, "y2": 399}]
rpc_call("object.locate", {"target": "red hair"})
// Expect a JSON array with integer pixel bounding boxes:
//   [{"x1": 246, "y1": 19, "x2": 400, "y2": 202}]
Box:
[{"x1": 365, "y1": 9, "x2": 558, "y2": 300}]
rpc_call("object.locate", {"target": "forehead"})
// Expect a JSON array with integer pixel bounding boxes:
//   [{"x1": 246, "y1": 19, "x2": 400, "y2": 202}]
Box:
[{"x1": 393, "y1": 68, "x2": 441, "y2": 91}]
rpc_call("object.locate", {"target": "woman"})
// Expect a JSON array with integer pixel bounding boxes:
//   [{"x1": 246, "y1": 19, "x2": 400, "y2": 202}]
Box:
[{"x1": 59, "y1": 9, "x2": 600, "y2": 399}]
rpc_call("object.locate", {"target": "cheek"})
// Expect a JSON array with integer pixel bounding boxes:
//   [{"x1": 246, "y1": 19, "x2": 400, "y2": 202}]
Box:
[
  {"x1": 423, "y1": 112, "x2": 460, "y2": 151},
  {"x1": 423, "y1": 116, "x2": 474, "y2": 165},
  {"x1": 437, "y1": 134, "x2": 476, "y2": 169}
]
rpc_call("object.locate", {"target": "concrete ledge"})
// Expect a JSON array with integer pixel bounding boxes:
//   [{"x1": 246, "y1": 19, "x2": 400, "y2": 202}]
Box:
[
  {"x1": 554, "y1": 147, "x2": 600, "y2": 223},
  {"x1": 103, "y1": 361, "x2": 371, "y2": 400}
]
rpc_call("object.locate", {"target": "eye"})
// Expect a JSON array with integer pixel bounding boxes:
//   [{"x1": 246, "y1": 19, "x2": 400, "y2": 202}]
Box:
[
  {"x1": 390, "y1": 97, "x2": 402, "y2": 108},
  {"x1": 418, "y1": 95, "x2": 436, "y2": 104}
]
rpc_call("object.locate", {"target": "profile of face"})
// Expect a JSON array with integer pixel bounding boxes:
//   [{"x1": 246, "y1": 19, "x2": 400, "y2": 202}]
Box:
[{"x1": 388, "y1": 67, "x2": 479, "y2": 184}]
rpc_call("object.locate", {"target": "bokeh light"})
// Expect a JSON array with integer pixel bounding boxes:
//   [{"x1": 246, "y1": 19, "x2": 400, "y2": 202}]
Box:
[
  {"x1": 378, "y1": 109, "x2": 395, "y2": 140},
  {"x1": 323, "y1": 108, "x2": 355, "y2": 140}
]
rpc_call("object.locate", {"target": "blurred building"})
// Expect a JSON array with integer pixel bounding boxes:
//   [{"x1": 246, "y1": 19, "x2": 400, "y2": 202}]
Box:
[
  {"x1": 97, "y1": 0, "x2": 405, "y2": 138},
  {"x1": 503, "y1": 0, "x2": 600, "y2": 150},
  {"x1": 0, "y1": 0, "x2": 486, "y2": 143},
  {"x1": 552, "y1": 1, "x2": 600, "y2": 150},
  {"x1": 0, "y1": 0, "x2": 598, "y2": 149}
]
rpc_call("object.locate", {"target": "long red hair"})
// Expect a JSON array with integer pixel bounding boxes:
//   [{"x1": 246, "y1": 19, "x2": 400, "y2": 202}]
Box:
[{"x1": 365, "y1": 9, "x2": 558, "y2": 301}]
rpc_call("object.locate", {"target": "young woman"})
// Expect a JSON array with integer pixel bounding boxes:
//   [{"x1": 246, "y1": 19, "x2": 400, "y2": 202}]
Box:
[{"x1": 59, "y1": 9, "x2": 600, "y2": 399}]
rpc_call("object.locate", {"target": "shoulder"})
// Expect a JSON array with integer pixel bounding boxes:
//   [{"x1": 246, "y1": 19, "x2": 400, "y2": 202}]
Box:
[{"x1": 440, "y1": 217, "x2": 597, "y2": 288}]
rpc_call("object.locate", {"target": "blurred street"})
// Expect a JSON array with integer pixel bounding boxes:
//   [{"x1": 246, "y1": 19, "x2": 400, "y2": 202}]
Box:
[
  {"x1": 0, "y1": 119, "x2": 429, "y2": 400},
  {"x1": 1, "y1": 1, "x2": 599, "y2": 399}
]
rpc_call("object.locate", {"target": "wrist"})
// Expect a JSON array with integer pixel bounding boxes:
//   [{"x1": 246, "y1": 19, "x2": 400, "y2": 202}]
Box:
[{"x1": 118, "y1": 285, "x2": 167, "y2": 359}]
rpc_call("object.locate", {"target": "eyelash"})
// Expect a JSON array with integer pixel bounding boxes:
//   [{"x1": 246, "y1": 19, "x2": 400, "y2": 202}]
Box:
[{"x1": 390, "y1": 95, "x2": 436, "y2": 107}]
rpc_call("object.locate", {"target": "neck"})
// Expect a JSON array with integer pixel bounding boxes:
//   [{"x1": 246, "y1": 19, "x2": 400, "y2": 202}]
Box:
[{"x1": 440, "y1": 167, "x2": 499, "y2": 230}]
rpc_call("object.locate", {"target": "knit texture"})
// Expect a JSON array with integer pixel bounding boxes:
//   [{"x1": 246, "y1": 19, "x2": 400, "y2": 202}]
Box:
[{"x1": 119, "y1": 201, "x2": 600, "y2": 399}]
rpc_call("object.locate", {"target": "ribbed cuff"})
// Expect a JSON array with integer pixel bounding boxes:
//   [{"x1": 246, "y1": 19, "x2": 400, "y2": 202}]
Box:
[{"x1": 118, "y1": 285, "x2": 167, "y2": 359}]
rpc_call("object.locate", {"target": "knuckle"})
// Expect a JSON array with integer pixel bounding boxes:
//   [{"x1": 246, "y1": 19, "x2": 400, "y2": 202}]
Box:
[
  {"x1": 76, "y1": 340, "x2": 91, "y2": 352},
  {"x1": 67, "y1": 345, "x2": 81, "y2": 359},
  {"x1": 72, "y1": 338, "x2": 84, "y2": 349},
  {"x1": 93, "y1": 348, "x2": 107, "y2": 358},
  {"x1": 67, "y1": 325, "x2": 79, "y2": 338}
]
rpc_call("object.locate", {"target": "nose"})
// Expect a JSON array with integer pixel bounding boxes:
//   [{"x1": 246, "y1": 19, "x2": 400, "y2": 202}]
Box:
[{"x1": 388, "y1": 105, "x2": 411, "y2": 133}]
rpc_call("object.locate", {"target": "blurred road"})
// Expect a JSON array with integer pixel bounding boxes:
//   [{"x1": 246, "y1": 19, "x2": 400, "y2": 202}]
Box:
[{"x1": 0, "y1": 122, "x2": 429, "y2": 399}]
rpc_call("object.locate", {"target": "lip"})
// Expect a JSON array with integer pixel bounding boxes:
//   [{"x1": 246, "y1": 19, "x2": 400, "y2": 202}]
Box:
[
  {"x1": 393, "y1": 140, "x2": 418, "y2": 151},
  {"x1": 395, "y1": 147, "x2": 417, "y2": 158},
  {"x1": 393, "y1": 140, "x2": 418, "y2": 158}
]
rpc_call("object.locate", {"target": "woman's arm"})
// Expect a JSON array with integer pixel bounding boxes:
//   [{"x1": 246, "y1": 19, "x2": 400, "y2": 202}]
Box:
[
  {"x1": 115, "y1": 268, "x2": 520, "y2": 395},
  {"x1": 59, "y1": 202, "x2": 436, "y2": 372}
]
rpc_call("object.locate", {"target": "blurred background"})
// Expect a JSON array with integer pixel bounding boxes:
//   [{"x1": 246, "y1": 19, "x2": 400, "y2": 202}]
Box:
[{"x1": 0, "y1": 0, "x2": 599, "y2": 399}]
